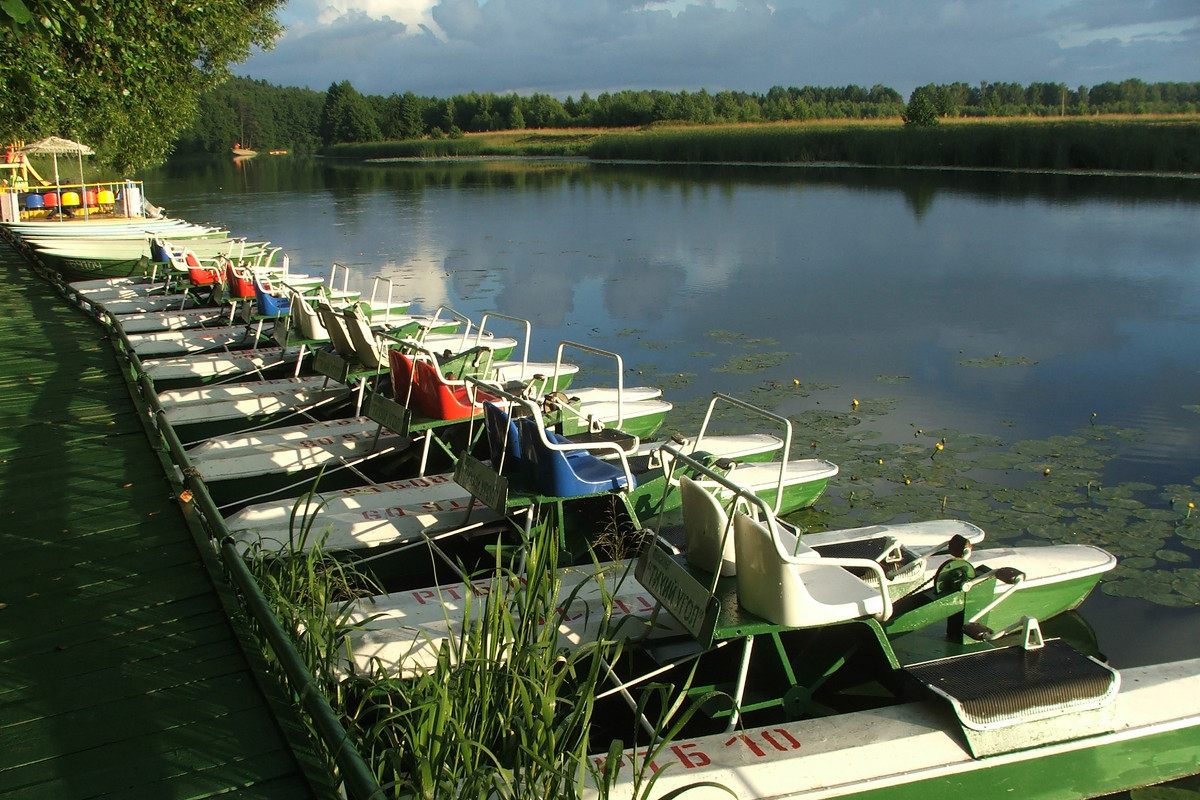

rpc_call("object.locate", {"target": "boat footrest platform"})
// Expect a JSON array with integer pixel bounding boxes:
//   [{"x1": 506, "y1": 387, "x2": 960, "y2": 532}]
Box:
[{"x1": 906, "y1": 639, "x2": 1120, "y2": 757}]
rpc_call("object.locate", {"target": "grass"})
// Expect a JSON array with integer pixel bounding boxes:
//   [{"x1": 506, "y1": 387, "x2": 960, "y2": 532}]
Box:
[
  {"x1": 325, "y1": 115, "x2": 1200, "y2": 173},
  {"x1": 241, "y1": 490, "x2": 709, "y2": 798}
]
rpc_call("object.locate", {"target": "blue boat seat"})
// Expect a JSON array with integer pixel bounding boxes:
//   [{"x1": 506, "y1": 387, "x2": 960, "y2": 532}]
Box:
[
  {"x1": 517, "y1": 416, "x2": 634, "y2": 497},
  {"x1": 483, "y1": 401, "x2": 522, "y2": 470},
  {"x1": 25, "y1": 194, "x2": 44, "y2": 211},
  {"x1": 253, "y1": 276, "x2": 291, "y2": 317}
]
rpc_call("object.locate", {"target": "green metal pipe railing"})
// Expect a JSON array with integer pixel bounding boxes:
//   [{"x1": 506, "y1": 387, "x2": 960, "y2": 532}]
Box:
[{"x1": 63, "y1": 273, "x2": 386, "y2": 800}]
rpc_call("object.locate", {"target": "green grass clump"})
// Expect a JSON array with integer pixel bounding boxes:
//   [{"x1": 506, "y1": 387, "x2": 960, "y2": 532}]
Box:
[{"x1": 243, "y1": 492, "x2": 699, "y2": 798}]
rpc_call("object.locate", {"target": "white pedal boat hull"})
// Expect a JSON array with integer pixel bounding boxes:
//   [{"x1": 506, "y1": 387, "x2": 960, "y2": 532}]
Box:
[
  {"x1": 187, "y1": 415, "x2": 409, "y2": 482},
  {"x1": 229, "y1": 493, "x2": 502, "y2": 555},
  {"x1": 585, "y1": 657, "x2": 1200, "y2": 800},
  {"x1": 128, "y1": 324, "x2": 262, "y2": 356},
  {"x1": 158, "y1": 376, "x2": 351, "y2": 425},
  {"x1": 94, "y1": 294, "x2": 196, "y2": 315},
  {"x1": 142, "y1": 346, "x2": 301, "y2": 382},
  {"x1": 117, "y1": 306, "x2": 230, "y2": 333}
]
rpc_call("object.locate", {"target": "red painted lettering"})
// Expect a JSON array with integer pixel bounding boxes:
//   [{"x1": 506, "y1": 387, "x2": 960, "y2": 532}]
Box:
[{"x1": 670, "y1": 743, "x2": 710, "y2": 769}]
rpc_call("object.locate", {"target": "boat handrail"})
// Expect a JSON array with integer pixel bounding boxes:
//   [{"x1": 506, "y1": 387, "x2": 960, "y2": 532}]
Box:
[
  {"x1": 420, "y1": 305, "x2": 493, "y2": 351},
  {"x1": 476, "y1": 311, "x2": 533, "y2": 377},
  {"x1": 553, "y1": 341, "x2": 627, "y2": 428},
  {"x1": 690, "y1": 392, "x2": 794, "y2": 515},
  {"x1": 367, "y1": 275, "x2": 394, "y2": 325}
]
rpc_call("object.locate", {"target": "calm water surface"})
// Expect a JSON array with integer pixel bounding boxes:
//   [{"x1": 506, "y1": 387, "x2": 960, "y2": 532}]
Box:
[{"x1": 143, "y1": 157, "x2": 1200, "y2": 673}]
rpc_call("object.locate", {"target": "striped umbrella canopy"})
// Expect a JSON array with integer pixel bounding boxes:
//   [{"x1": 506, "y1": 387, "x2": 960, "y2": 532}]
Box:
[
  {"x1": 19, "y1": 136, "x2": 96, "y2": 215},
  {"x1": 19, "y1": 136, "x2": 94, "y2": 184}
]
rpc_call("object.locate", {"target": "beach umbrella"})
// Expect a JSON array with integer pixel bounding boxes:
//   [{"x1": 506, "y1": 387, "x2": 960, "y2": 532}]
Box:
[{"x1": 18, "y1": 136, "x2": 95, "y2": 217}]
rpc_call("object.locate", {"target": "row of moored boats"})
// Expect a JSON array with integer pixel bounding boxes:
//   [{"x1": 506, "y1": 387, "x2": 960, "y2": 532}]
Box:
[{"x1": 4, "y1": 204, "x2": 1198, "y2": 800}]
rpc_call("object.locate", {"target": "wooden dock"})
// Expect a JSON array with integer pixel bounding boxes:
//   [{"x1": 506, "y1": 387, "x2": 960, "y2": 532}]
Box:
[{"x1": 0, "y1": 242, "x2": 337, "y2": 799}]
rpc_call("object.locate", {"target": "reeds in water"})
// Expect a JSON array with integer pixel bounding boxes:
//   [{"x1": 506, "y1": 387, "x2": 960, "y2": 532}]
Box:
[{"x1": 243, "y1": 492, "x2": 720, "y2": 798}]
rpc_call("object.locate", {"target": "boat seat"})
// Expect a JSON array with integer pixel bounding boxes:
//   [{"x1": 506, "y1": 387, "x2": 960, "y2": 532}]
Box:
[
  {"x1": 97, "y1": 189, "x2": 115, "y2": 210},
  {"x1": 733, "y1": 511, "x2": 889, "y2": 629},
  {"x1": 411, "y1": 358, "x2": 492, "y2": 420},
  {"x1": 290, "y1": 291, "x2": 329, "y2": 341},
  {"x1": 188, "y1": 263, "x2": 223, "y2": 287},
  {"x1": 342, "y1": 304, "x2": 387, "y2": 370},
  {"x1": 43, "y1": 191, "x2": 59, "y2": 209},
  {"x1": 483, "y1": 400, "x2": 523, "y2": 469},
  {"x1": 316, "y1": 301, "x2": 357, "y2": 359},
  {"x1": 225, "y1": 262, "x2": 257, "y2": 299},
  {"x1": 387, "y1": 348, "x2": 416, "y2": 404},
  {"x1": 253, "y1": 276, "x2": 291, "y2": 317},
  {"x1": 518, "y1": 416, "x2": 634, "y2": 497},
  {"x1": 24, "y1": 194, "x2": 44, "y2": 211},
  {"x1": 61, "y1": 190, "x2": 80, "y2": 208},
  {"x1": 680, "y1": 475, "x2": 737, "y2": 577}
]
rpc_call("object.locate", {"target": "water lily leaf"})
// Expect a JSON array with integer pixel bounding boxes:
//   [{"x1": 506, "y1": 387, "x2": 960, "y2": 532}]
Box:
[
  {"x1": 712, "y1": 352, "x2": 790, "y2": 373},
  {"x1": 1155, "y1": 549, "x2": 1192, "y2": 564},
  {"x1": 957, "y1": 354, "x2": 1039, "y2": 367},
  {"x1": 969, "y1": 452, "x2": 1025, "y2": 470}
]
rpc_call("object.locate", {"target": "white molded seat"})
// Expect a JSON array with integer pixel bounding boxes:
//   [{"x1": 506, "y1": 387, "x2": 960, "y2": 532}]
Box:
[
  {"x1": 343, "y1": 304, "x2": 387, "y2": 369},
  {"x1": 317, "y1": 301, "x2": 356, "y2": 359},
  {"x1": 733, "y1": 511, "x2": 891, "y2": 628},
  {"x1": 681, "y1": 475, "x2": 736, "y2": 577},
  {"x1": 290, "y1": 290, "x2": 329, "y2": 341}
]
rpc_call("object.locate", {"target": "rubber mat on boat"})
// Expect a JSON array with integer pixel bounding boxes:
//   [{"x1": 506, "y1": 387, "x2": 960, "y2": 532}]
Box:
[{"x1": 905, "y1": 639, "x2": 1118, "y2": 729}]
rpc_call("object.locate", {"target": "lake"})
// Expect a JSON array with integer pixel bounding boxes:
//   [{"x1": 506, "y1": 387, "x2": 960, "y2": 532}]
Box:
[{"x1": 143, "y1": 156, "x2": 1200, "y2": 788}]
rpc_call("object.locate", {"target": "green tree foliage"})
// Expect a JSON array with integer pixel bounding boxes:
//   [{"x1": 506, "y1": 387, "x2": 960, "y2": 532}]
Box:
[
  {"x1": 903, "y1": 90, "x2": 940, "y2": 127},
  {"x1": 175, "y1": 77, "x2": 323, "y2": 154},
  {"x1": 172, "y1": 77, "x2": 1200, "y2": 157},
  {"x1": 1, "y1": 0, "x2": 283, "y2": 171},
  {"x1": 320, "y1": 81, "x2": 382, "y2": 145}
]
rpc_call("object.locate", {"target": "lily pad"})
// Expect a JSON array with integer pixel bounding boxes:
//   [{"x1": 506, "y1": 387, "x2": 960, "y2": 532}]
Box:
[
  {"x1": 712, "y1": 352, "x2": 790, "y2": 374},
  {"x1": 957, "y1": 354, "x2": 1039, "y2": 367}
]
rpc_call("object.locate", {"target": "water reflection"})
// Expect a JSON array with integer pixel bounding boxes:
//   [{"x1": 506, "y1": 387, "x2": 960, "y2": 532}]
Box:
[{"x1": 142, "y1": 157, "x2": 1200, "y2": 470}]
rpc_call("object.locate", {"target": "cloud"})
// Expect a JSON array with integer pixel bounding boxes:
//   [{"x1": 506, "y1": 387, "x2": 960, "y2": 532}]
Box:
[{"x1": 238, "y1": 0, "x2": 1199, "y2": 99}]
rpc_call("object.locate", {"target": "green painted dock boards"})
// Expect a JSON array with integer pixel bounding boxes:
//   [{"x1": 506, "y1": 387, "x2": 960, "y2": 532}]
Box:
[{"x1": 0, "y1": 244, "x2": 335, "y2": 800}]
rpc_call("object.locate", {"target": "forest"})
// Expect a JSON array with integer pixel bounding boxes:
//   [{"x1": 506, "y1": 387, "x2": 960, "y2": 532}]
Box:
[{"x1": 173, "y1": 77, "x2": 1200, "y2": 155}]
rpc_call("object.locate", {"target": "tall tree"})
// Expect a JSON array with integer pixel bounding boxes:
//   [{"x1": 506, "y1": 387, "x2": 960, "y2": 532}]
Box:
[
  {"x1": 320, "y1": 81, "x2": 382, "y2": 144},
  {"x1": 0, "y1": 0, "x2": 283, "y2": 171}
]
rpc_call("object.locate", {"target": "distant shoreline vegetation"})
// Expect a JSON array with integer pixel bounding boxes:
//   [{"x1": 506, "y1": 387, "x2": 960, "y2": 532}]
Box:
[
  {"x1": 175, "y1": 77, "x2": 1200, "y2": 174},
  {"x1": 323, "y1": 117, "x2": 1200, "y2": 175}
]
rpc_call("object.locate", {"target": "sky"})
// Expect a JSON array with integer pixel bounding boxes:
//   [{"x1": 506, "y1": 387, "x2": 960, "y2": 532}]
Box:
[{"x1": 235, "y1": 0, "x2": 1199, "y2": 100}]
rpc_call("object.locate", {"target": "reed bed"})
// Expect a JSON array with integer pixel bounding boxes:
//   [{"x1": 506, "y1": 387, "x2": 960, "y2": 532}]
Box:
[
  {"x1": 242, "y1": 496, "x2": 713, "y2": 798},
  {"x1": 587, "y1": 117, "x2": 1200, "y2": 172}
]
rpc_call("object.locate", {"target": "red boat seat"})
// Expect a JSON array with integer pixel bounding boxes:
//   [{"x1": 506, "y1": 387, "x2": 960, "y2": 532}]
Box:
[{"x1": 225, "y1": 262, "x2": 257, "y2": 299}]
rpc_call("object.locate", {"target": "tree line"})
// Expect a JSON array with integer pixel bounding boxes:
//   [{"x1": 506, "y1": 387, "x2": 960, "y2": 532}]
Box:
[{"x1": 174, "y1": 77, "x2": 1200, "y2": 154}]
